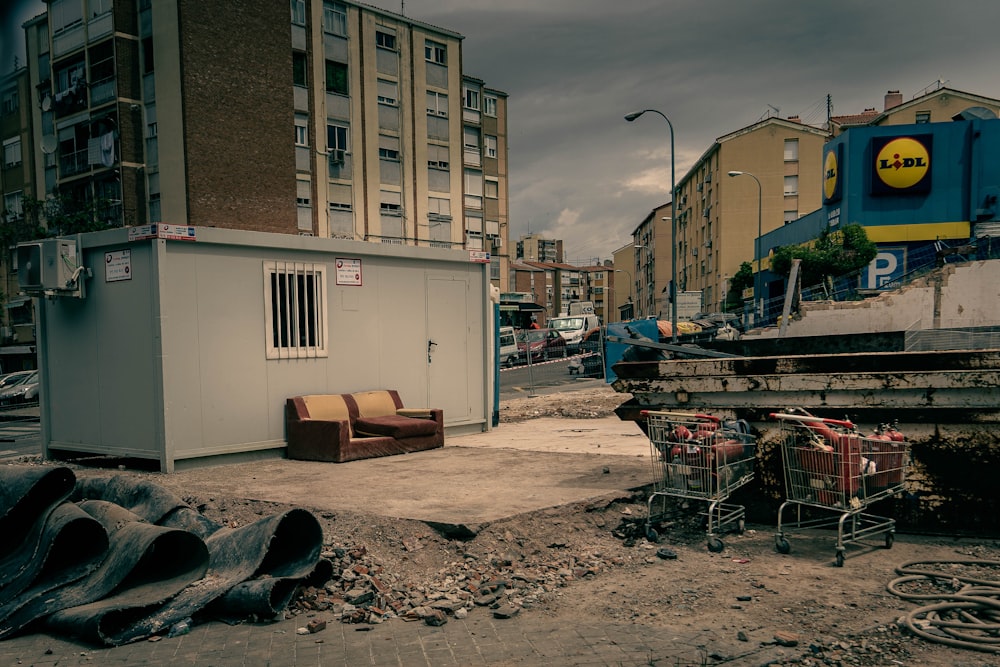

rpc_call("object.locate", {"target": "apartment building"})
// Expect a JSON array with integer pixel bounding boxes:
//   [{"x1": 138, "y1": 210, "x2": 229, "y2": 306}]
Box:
[
  {"x1": 1, "y1": 65, "x2": 39, "y2": 370},
  {"x1": 19, "y1": 0, "x2": 508, "y2": 283},
  {"x1": 659, "y1": 117, "x2": 828, "y2": 315},
  {"x1": 516, "y1": 233, "x2": 563, "y2": 263},
  {"x1": 832, "y1": 86, "x2": 1000, "y2": 134},
  {"x1": 461, "y1": 76, "x2": 510, "y2": 291}
]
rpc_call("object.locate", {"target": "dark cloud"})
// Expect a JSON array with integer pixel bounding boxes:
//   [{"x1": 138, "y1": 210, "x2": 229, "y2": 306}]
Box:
[
  {"x1": 7, "y1": 0, "x2": 998, "y2": 262},
  {"x1": 376, "y1": 0, "x2": 1000, "y2": 262},
  {"x1": 2, "y1": 0, "x2": 45, "y2": 76}
]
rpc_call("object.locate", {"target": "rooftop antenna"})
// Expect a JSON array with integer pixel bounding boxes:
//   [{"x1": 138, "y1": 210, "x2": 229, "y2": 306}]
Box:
[{"x1": 758, "y1": 104, "x2": 781, "y2": 122}]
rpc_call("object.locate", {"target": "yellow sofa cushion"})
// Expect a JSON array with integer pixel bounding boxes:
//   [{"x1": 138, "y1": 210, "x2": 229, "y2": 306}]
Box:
[
  {"x1": 300, "y1": 394, "x2": 353, "y2": 437},
  {"x1": 352, "y1": 390, "x2": 398, "y2": 418}
]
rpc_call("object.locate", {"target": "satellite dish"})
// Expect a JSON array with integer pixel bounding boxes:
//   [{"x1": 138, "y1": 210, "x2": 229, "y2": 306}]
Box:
[
  {"x1": 40, "y1": 135, "x2": 57, "y2": 154},
  {"x1": 41, "y1": 95, "x2": 51, "y2": 111}
]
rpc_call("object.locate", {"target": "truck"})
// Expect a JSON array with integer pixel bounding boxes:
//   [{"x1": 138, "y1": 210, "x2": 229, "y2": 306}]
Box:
[{"x1": 546, "y1": 313, "x2": 601, "y2": 352}]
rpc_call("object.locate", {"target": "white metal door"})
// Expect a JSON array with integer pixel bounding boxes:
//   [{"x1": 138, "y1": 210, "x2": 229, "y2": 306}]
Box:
[{"x1": 427, "y1": 275, "x2": 470, "y2": 421}]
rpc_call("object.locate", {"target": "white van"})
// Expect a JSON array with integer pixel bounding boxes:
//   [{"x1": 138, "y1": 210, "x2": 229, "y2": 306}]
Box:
[
  {"x1": 499, "y1": 326, "x2": 519, "y2": 367},
  {"x1": 547, "y1": 314, "x2": 600, "y2": 352}
]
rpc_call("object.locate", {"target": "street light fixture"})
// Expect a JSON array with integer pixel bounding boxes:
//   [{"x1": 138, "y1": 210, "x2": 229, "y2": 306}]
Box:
[
  {"x1": 626, "y1": 109, "x2": 677, "y2": 342},
  {"x1": 728, "y1": 170, "x2": 763, "y2": 327}
]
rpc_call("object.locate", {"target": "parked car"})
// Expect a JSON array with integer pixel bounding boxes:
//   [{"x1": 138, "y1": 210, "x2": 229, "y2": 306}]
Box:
[
  {"x1": 0, "y1": 370, "x2": 39, "y2": 406},
  {"x1": 0, "y1": 370, "x2": 33, "y2": 390},
  {"x1": 516, "y1": 328, "x2": 567, "y2": 363}
]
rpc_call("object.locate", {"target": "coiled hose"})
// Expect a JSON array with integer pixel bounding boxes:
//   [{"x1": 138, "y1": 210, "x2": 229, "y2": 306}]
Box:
[{"x1": 887, "y1": 559, "x2": 1000, "y2": 654}]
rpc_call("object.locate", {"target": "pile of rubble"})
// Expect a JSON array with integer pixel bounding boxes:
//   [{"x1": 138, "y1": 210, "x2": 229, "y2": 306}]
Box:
[{"x1": 287, "y1": 534, "x2": 635, "y2": 628}]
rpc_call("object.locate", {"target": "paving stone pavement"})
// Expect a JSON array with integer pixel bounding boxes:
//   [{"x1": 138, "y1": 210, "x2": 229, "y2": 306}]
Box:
[{"x1": 0, "y1": 607, "x2": 793, "y2": 666}]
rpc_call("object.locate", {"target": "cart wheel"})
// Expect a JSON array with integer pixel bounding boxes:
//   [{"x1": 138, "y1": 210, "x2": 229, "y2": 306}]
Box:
[
  {"x1": 835, "y1": 551, "x2": 845, "y2": 567},
  {"x1": 736, "y1": 518, "x2": 746, "y2": 535},
  {"x1": 707, "y1": 537, "x2": 725, "y2": 553},
  {"x1": 884, "y1": 532, "x2": 894, "y2": 549},
  {"x1": 775, "y1": 536, "x2": 791, "y2": 554},
  {"x1": 645, "y1": 526, "x2": 659, "y2": 543}
]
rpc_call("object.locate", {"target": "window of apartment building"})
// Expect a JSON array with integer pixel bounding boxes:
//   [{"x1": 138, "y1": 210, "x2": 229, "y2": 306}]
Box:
[
  {"x1": 379, "y1": 189, "x2": 402, "y2": 214},
  {"x1": 463, "y1": 126, "x2": 480, "y2": 151},
  {"x1": 380, "y1": 190, "x2": 404, "y2": 242},
  {"x1": 484, "y1": 94, "x2": 497, "y2": 117},
  {"x1": 783, "y1": 175, "x2": 798, "y2": 196},
  {"x1": 325, "y1": 60, "x2": 347, "y2": 95},
  {"x1": 290, "y1": 0, "x2": 306, "y2": 25},
  {"x1": 55, "y1": 59, "x2": 86, "y2": 95},
  {"x1": 429, "y1": 196, "x2": 451, "y2": 218},
  {"x1": 328, "y1": 183, "x2": 354, "y2": 239},
  {"x1": 297, "y1": 180, "x2": 312, "y2": 231},
  {"x1": 425, "y1": 40, "x2": 446, "y2": 65},
  {"x1": 465, "y1": 227, "x2": 484, "y2": 251},
  {"x1": 4, "y1": 191, "x2": 23, "y2": 220},
  {"x1": 429, "y1": 218, "x2": 451, "y2": 245},
  {"x1": 377, "y1": 79, "x2": 397, "y2": 106},
  {"x1": 263, "y1": 260, "x2": 328, "y2": 360},
  {"x1": 376, "y1": 30, "x2": 396, "y2": 51},
  {"x1": 378, "y1": 135, "x2": 400, "y2": 161},
  {"x1": 294, "y1": 116, "x2": 308, "y2": 147},
  {"x1": 50, "y1": 0, "x2": 83, "y2": 34},
  {"x1": 427, "y1": 143, "x2": 449, "y2": 170},
  {"x1": 784, "y1": 138, "x2": 798, "y2": 161},
  {"x1": 426, "y1": 91, "x2": 448, "y2": 116},
  {"x1": 1, "y1": 88, "x2": 18, "y2": 116},
  {"x1": 464, "y1": 168, "x2": 483, "y2": 209},
  {"x1": 485, "y1": 135, "x2": 497, "y2": 159},
  {"x1": 293, "y1": 52, "x2": 307, "y2": 87},
  {"x1": 142, "y1": 36, "x2": 154, "y2": 74},
  {"x1": 323, "y1": 1, "x2": 347, "y2": 35},
  {"x1": 91, "y1": 0, "x2": 112, "y2": 17},
  {"x1": 463, "y1": 85, "x2": 480, "y2": 111},
  {"x1": 3, "y1": 138, "x2": 22, "y2": 168},
  {"x1": 784, "y1": 209, "x2": 798, "y2": 224},
  {"x1": 485, "y1": 177, "x2": 499, "y2": 199},
  {"x1": 915, "y1": 110, "x2": 931, "y2": 123},
  {"x1": 326, "y1": 123, "x2": 348, "y2": 151}
]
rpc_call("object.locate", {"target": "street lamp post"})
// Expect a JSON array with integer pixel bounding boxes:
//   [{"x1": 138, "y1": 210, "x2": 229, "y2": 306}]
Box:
[
  {"x1": 728, "y1": 170, "x2": 762, "y2": 328},
  {"x1": 626, "y1": 109, "x2": 677, "y2": 343}
]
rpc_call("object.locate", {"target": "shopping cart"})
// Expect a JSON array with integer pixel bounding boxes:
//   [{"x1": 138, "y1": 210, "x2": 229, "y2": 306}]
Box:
[
  {"x1": 642, "y1": 410, "x2": 757, "y2": 552},
  {"x1": 770, "y1": 412, "x2": 911, "y2": 566}
]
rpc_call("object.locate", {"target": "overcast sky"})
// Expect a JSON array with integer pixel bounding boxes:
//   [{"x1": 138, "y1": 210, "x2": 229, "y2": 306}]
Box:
[{"x1": 6, "y1": 1, "x2": 1000, "y2": 264}]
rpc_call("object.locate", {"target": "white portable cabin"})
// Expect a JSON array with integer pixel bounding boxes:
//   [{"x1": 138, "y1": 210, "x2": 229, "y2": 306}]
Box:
[{"x1": 27, "y1": 227, "x2": 491, "y2": 472}]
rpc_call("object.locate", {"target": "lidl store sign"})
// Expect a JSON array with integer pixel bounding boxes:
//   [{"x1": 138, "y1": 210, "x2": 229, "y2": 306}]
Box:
[{"x1": 871, "y1": 135, "x2": 932, "y2": 195}]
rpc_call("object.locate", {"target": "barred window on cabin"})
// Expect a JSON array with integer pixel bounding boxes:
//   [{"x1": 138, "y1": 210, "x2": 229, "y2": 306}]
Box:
[{"x1": 264, "y1": 261, "x2": 328, "y2": 359}]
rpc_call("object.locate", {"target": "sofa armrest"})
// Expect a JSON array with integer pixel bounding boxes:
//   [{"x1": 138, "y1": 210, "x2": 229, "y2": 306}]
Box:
[
  {"x1": 286, "y1": 418, "x2": 351, "y2": 461},
  {"x1": 396, "y1": 408, "x2": 434, "y2": 419}
]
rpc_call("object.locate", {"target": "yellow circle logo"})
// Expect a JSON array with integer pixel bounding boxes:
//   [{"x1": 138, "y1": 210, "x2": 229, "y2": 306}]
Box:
[
  {"x1": 823, "y1": 150, "x2": 838, "y2": 200},
  {"x1": 876, "y1": 137, "x2": 929, "y2": 189}
]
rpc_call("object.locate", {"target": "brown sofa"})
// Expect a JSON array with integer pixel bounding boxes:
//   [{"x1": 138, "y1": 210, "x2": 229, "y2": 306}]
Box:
[{"x1": 285, "y1": 390, "x2": 444, "y2": 462}]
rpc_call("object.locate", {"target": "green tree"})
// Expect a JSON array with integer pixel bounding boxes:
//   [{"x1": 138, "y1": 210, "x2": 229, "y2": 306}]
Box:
[
  {"x1": 723, "y1": 261, "x2": 753, "y2": 311},
  {"x1": 770, "y1": 224, "x2": 877, "y2": 287}
]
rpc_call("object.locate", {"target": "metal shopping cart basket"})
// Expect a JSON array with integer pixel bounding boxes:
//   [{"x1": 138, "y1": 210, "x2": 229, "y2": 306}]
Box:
[
  {"x1": 642, "y1": 410, "x2": 757, "y2": 552},
  {"x1": 770, "y1": 412, "x2": 911, "y2": 567}
]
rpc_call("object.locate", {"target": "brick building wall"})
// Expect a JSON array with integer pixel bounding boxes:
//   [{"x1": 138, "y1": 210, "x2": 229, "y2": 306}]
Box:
[{"x1": 177, "y1": 0, "x2": 296, "y2": 232}]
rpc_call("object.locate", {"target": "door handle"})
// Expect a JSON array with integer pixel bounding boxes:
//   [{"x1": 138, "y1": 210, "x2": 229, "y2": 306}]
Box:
[{"x1": 428, "y1": 339, "x2": 437, "y2": 363}]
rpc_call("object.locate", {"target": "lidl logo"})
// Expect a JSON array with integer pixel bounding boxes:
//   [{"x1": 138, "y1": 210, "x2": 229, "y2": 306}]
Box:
[
  {"x1": 823, "y1": 148, "x2": 839, "y2": 202},
  {"x1": 875, "y1": 137, "x2": 930, "y2": 190}
]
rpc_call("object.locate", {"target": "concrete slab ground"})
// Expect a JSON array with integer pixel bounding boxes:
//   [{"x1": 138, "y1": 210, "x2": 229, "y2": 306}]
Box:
[{"x1": 153, "y1": 416, "x2": 654, "y2": 534}]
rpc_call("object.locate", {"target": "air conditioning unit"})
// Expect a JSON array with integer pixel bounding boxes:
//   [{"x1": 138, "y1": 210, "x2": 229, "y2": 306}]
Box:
[
  {"x1": 328, "y1": 149, "x2": 345, "y2": 167},
  {"x1": 704, "y1": 173, "x2": 712, "y2": 183},
  {"x1": 17, "y1": 238, "x2": 89, "y2": 298},
  {"x1": 691, "y1": 247, "x2": 698, "y2": 257},
  {"x1": 696, "y1": 183, "x2": 703, "y2": 192},
  {"x1": 705, "y1": 239, "x2": 712, "y2": 248}
]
